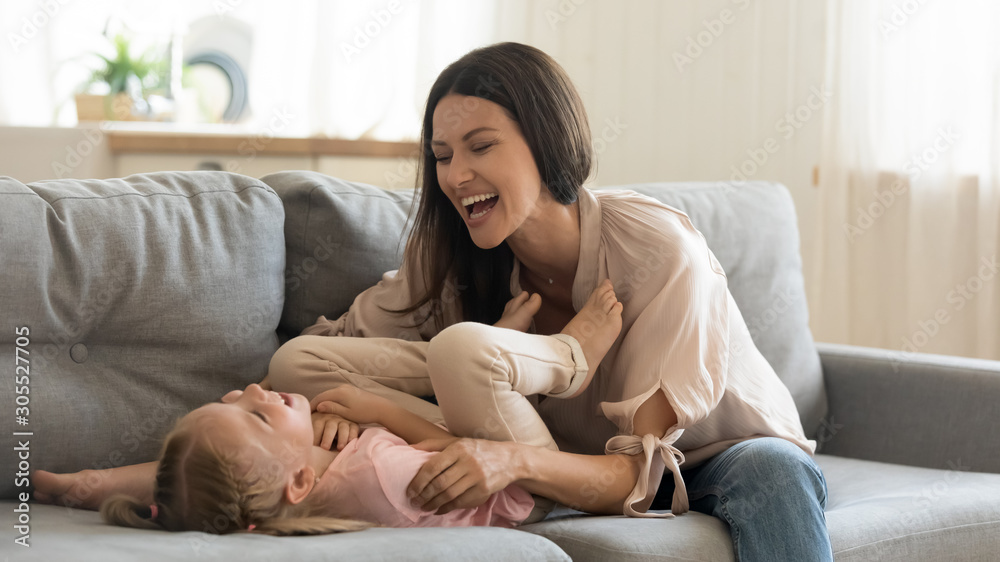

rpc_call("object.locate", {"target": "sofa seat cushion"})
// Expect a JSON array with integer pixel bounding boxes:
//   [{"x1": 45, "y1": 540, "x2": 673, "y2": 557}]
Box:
[
  {"x1": 820, "y1": 454, "x2": 1000, "y2": 561},
  {"x1": 0, "y1": 172, "x2": 285, "y2": 498},
  {"x1": 522, "y1": 454, "x2": 1000, "y2": 561},
  {"x1": 1, "y1": 503, "x2": 571, "y2": 562},
  {"x1": 521, "y1": 508, "x2": 735, "y2": 561}
]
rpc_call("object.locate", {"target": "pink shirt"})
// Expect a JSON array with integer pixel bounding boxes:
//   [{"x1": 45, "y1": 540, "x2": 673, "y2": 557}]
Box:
[
  {"x1": 303, "y1": 188, "x2": 815, "y2": 518},
  {"x1": 310, "y1": 428, "x2": 533, "y2": 528}
]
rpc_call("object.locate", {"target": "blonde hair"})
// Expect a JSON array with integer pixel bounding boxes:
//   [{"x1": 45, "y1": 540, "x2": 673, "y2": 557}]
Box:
[{"x1": 101, "y1": 414, "x2": 372, "y2": 536}]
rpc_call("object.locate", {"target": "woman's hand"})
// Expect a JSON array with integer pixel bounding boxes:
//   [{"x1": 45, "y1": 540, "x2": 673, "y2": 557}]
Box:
[
  {"x1": 407, "y1": 438, "x2": 520, "y2": 514},
  {"x1": 311, "y1": 411, "x2": 359, "y2": 451}
]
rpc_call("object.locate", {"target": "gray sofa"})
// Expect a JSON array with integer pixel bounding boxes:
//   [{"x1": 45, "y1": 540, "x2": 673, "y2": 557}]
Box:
[{"x1": 2, "y1": 170, "x2": 998, "y2": 561}]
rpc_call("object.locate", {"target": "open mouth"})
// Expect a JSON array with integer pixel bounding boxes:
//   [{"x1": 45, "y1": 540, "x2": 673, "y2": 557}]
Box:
[{"x1": 461, "y1": 192, "x2": 499, "y2": 220}]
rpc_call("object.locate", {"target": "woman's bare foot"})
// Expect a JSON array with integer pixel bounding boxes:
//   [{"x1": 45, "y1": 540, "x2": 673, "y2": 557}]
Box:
[
  {"x1": 558, "y1": 279, "x2": 623, "y2": 398},
  {"x1": 33, "y1": 462, "x2": 157, "y2": 510},
  {"x1": 494, "y1": 290, "x2": 543, "y2": 332}
]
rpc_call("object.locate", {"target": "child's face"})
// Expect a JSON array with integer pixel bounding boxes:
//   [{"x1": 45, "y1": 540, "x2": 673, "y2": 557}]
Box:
[{"x1": 188, "y1": 384, "x2": 314, "y2": 469}]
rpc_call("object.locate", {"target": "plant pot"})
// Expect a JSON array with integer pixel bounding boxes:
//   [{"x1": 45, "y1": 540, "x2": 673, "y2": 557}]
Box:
[{"x1": 75, "y1": 93, "x2": 145, "y2": 121}]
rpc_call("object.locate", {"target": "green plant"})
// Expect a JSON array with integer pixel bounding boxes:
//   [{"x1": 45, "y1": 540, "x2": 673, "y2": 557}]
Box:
[{"x1": 87, "y1": 33, "x2": 167, "y2": 96}]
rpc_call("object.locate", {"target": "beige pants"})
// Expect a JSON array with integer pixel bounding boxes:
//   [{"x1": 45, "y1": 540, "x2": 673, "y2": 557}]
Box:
[
  {"x1": 265, "y1": 322, "x2": 590, "y2": 523},
  {"x1": 266, "y1": 321, "x2": 591, "y2": 450}
]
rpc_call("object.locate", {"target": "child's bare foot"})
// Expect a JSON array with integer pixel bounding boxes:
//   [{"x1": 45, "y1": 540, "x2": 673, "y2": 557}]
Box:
[
  {"x1": 494, "y1": 291, "x2": 542, "y2": 332},
  {"x1": 33, "y1": 463, "x2": 156, "y2": 510},
  {"x1": 558, "y1": 279, "x2": 623, "y2": 398}
]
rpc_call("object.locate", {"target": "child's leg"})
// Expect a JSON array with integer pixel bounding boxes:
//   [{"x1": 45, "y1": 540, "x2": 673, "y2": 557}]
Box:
[
  {"x1": 425, "y1": 324, "x2": 585, "y2": 451},
  {"x1": 266, "y1": 335, "x2": 444, "y2": 425},
  {"x1": 32, "y1": 461, "x2": 158, "y2": 510},
  {"x1": 425, "y1": 282, "x2": 622, "y2": 451}
]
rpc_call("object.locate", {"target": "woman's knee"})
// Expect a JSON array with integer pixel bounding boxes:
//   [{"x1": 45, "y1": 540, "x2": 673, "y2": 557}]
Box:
[{"x1": 738, "y1": 438, "x2": 828, "y2": 507}]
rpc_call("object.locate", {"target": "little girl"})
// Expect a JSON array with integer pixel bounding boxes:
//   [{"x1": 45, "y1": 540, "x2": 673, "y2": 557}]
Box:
[{"x1": 100, "y1": 383, "x2": 536, "y2": 535}]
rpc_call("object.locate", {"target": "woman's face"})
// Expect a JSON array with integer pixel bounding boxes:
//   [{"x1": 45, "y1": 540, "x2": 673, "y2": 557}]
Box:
[
  {"x1": 431, "y1": 94, "x2": 552, "y2": 249},
  {"x1": 190, "y1": 384, "x2": 314, "y2": 470}
]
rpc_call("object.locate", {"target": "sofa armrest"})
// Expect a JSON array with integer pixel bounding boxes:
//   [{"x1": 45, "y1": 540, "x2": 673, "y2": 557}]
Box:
[{"x1": 816, "y1": 342, "x2": 1000, "y2": 474}]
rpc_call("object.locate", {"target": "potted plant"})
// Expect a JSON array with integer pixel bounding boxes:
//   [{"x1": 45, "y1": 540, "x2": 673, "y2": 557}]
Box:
[{"x1": 75, "y1": 32, "x2": 167, "y2": 122}]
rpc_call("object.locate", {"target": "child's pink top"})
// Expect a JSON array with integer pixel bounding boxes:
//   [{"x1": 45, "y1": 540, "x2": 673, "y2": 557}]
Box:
[{"x1": 311, "y1": 428, "x2": 533, "y2": 528}]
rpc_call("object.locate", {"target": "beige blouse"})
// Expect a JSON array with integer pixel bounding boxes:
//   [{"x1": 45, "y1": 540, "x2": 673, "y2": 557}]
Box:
[{"x1": 302, "y1": 187, "x2": 816, "y2": 518}]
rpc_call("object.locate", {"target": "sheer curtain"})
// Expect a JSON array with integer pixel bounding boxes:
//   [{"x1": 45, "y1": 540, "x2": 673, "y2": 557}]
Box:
[
  {"x1": 0, "y1": 0, "x2": 496, "y2": 140},
  {"x1": 812, "y1": 0, "x2": 1000, "y2": 360}
]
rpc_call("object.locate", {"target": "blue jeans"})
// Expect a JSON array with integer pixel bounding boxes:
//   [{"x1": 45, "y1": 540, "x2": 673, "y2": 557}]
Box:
[{"x1": 650, "y1": 437, "x2": 833, "y2": 561}]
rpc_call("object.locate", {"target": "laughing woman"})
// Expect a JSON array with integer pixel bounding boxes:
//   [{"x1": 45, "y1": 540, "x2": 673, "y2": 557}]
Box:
[{"x1": 264, "y1": 42, "x2": 832, "y2": 560}]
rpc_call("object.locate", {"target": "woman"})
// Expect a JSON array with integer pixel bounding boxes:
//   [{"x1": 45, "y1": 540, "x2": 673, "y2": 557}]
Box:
[
  {"x1": 35, "y1": 42, "x2": 832, "y2": 560},
  {"x1": 264, "y1": 42, "x2": 832, "y2": 559}
]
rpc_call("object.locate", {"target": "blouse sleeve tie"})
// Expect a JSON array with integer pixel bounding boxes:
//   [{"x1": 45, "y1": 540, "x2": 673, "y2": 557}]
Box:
[{"x1": 605, "y1": 430, "x2": 688, "y2": 518}]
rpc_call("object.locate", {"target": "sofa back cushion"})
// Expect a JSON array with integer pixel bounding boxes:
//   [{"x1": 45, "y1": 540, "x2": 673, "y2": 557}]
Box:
[
  {"x1": 263, "y1": 172, "x2": 826, "y2": 438},
  {"x1": 0, "y1": 172, "x2": 285, "y2": 499},
  {"x1": 262, "y1": 171, "x2": 416, "y2": 340}
]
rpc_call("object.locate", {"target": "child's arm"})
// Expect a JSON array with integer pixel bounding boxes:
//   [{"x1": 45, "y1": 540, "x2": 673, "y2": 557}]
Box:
[{"x1": 311, "y1": 387, "x2": 455, "y2": 446}]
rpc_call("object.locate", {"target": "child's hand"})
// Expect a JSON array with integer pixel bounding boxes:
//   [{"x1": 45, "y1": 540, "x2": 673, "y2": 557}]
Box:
[
  {"x1": 310, "y1": 386, "x2": 388, "y2": 426},
  {"x1": 311, "y1": 411, "x2": 359, "y2": 451},
  {"x1": 493, "y1": 290, "x2": 542, "y2": 332}
]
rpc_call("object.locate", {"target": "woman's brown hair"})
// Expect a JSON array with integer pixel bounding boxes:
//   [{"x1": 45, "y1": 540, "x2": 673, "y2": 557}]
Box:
[
  {"x1": 100, "y1": 417, "x2": 371, "y2": 536},
  {"x1": 394, "y1": 41, "x2": 593, "y2": 327}
]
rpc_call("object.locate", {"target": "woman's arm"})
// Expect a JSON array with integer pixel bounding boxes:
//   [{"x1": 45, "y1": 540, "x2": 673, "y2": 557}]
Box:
[
  {"x1": 406, "y1": 439, "x2": 643, "y2": 514},
  {"x1": 407, "y1": 389, "x2": 676, "y2": 514},
  {"x1": 312, "y1": 386, "x2": 455, "y2": 446}
]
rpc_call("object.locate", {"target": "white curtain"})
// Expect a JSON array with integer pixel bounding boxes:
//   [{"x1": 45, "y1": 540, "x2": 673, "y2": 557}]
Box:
[{"x1": 813, "y1": 0, "x2": 1000, "y2": 360}]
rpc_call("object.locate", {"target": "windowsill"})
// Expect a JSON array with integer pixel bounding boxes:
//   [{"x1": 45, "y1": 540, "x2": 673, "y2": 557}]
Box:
[{"x1": 90, "y1": 122, "x2": 419, "y2": 158}]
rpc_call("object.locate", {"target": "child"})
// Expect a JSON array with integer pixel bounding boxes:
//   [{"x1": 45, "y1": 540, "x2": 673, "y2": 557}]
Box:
[{"x1": 99, "y1": 383, "x2": 536, "y2": 535}]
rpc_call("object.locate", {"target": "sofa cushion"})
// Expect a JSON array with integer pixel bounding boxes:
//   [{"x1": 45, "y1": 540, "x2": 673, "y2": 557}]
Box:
[
  {"x1": 0, "y1": 172, "x2": 285, "y2": 499},
  {"x1": 260, "y1": 171, "x2": 415, "y2": 340},
  {"x1": 819, "y1": 454, "x2": 1000, "y2": 561},
  {"x1": 261, "y1": 172, "x2": 825, "y2": 437},
  {"x1": 0, "y1": 504, "x2": 571, "y2": 561},
  {"x1": 522, "y1": 454, "x2": 1000, "y2": 561}
]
